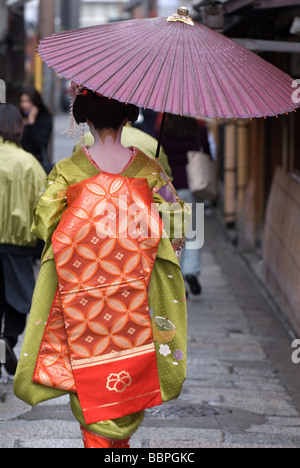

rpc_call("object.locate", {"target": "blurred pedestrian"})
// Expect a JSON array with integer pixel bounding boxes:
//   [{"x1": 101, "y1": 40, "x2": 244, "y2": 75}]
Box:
[
  {"x1": 19, "y1": 86, "x2": 53, "y2": 173},
  {"x1": 160, "y1": 113, "x2": 212, "y2": 296},
  {"x1": 0, "y1": 104, "x2": 46, "y2": 378},
  {"x1": 139, "y1": 109, "x2": 159, "y2": 138}
]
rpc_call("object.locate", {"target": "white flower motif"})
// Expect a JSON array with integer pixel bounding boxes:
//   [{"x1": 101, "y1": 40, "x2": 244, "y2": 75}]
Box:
[
  {"x1": 97, "y1": 276, "x2": 107, "y2": 284},
  {"x1": 115, "y1": 252, "x2": 124, "y2": 260},
  {"x1": 159, "y1": 344, "x2": 171, "y2": 357},
  {"x1": 121, "y1": 290, "x2": 130, "y2": 298}
]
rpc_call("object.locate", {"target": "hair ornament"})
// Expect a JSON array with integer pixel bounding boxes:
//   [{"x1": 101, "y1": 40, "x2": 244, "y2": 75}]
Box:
[
  {"x1": 69, "y1": 81, "x2": 84, "y2": 99},
  {"x1": 61, "y1": 81, "x2": 86, "y2": 143}
]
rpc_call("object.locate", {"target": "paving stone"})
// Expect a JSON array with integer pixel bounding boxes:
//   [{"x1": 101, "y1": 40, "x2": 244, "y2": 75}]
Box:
[
  {"x1": 247, "y1": 424, "x2": 300, "y2": 437},
  {"x1": 0, "y1": 419, "x2": 80, "y2": 440},
  {"x1": 181, "y1": 387, "x2": 299, "y2": 417},
  {"x1": 0, "y1": 436, "x2": 14, "y2": 449},
  {"x1": 16, "y1": 438, "x2": 83, "y2": 449},
  {"x1": 224, "y1": 432, "x2": 300, "y2": 447},
  {"x1": 0, "y1": 385, "x2": 31, "y2": 421},
  {"x1": 132, "y1": 427, "x2": 224, "y2": 444}
]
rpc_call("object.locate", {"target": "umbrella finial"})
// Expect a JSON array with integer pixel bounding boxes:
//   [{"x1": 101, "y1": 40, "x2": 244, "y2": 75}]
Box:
[
  {"x1": 167, "y1": 6, "x2": 194, "y2": 26},
  {"x1": 178, "y1": 6, "x2": 189, "y2": 16}
]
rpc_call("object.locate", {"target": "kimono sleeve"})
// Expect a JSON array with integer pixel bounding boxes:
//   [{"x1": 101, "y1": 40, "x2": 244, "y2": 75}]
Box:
[
  {"x1": 148, "y1": 174, "x2": 189, "y2": 404},
  {"x1": 153, "y1": 179, "x2": 191, "y2": 260},
  {"x1": 31, "y1": 175, "x2": 68, "y2": 247}
]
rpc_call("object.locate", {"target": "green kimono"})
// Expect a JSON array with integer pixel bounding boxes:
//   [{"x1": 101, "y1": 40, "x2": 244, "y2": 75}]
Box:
[{"x1": 14, "y1": 146, "x2": 190, "y2": 440}]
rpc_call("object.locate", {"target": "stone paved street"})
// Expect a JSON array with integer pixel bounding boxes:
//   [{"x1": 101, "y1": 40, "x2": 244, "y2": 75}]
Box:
[{"x1": 1, "y1": 209, "x2": 300, "y2": 448}]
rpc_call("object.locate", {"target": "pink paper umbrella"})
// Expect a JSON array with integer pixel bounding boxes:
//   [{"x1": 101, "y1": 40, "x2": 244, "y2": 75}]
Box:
[{"x1": 38, "y1": 7, "x2": 299, "y2": 120}]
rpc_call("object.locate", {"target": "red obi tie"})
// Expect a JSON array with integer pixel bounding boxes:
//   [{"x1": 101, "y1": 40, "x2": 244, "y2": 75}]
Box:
[{"x1": 33, "y1": 173, "x2": 163, "y2": 424}]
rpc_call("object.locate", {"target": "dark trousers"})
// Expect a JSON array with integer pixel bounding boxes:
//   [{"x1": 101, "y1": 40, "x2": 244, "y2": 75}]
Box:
[{"x1": 0, "y1": 260, "x2": 27, "y2": 349}]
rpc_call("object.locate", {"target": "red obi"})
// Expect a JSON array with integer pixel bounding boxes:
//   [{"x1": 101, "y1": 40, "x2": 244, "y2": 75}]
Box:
[{"x1": 33, "y1": 173, "x2": 163, "y2": 424}]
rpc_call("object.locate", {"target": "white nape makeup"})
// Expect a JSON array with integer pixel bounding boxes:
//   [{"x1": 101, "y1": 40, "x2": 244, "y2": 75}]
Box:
[{"x1": 86, "y1": 119, "x2": 133, "y2": 174}]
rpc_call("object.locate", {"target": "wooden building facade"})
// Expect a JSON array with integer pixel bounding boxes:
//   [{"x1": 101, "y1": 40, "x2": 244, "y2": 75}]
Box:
[
  {"x1": 193, "y1": 1, "x2": 300, "y2": 249},
  {"x1": 194, "y1": 0, "x2": 300, "y2": 332}
]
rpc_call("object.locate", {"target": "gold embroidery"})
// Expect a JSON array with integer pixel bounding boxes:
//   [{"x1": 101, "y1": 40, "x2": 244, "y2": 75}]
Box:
[{"x1": 106, "y1": 371, "x2": 132, "y2": 393}]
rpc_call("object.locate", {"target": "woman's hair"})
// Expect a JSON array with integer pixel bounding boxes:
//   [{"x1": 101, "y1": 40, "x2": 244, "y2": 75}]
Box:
[
  {"x1": 19, "y1": 86, "x2": 51, "y2": 116},
  {"x1": 73, "y1": 91, "x2": 139, "y2": 130},
  {"x1": 0, "y1": 104, "x2": 24, "y2": 145}
]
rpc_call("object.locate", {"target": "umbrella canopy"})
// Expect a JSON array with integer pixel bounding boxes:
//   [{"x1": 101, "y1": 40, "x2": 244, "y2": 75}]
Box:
[{"x1": 38, "y1": 7, "x2": 299, "y2": 119}]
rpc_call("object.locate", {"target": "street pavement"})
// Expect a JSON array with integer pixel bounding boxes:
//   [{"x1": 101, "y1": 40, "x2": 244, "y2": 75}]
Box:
[{"x1": 0, "y1": 114, "x2": 300, "y2": 448}]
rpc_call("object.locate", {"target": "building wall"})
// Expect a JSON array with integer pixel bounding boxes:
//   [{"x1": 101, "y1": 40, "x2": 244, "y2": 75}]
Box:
[
  {"x1": 0, "y1": 3, "x2": 25, "y2": 106},
  {"x1": 126, "y1": 0, "x2": 195, "y2": 19},
  {"x1": 263, "y1": 167, "x2": 300, "y2": 336},
  {"x1": 157, "y1": 0, "x2": 194, "y2": 17},
  {"x1": 80, "y1": 0, "x2": 124, "y2": 27},
  {"x1": 218, "y1": 104, "x2": 299, "y2": 250},
  {"x1": 213, "y1": 5, "x2": 300, "y2": 249}
]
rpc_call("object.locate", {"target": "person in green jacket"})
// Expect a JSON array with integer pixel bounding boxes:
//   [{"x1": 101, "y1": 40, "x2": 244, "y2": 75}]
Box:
[{"x1": 0, "y1": 104, "x2": 46, "y2": 379}]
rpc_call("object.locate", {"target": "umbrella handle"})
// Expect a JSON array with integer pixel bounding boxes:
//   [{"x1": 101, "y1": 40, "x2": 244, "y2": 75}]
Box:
[{"x1": 155, "y1": 112, "x2": 167, "y2": 160}]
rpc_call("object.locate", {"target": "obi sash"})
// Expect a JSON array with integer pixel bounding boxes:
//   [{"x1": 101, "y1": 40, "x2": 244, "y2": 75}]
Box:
[{"x1": 33, "y1": 172, "x2": 163, "y2": 424}]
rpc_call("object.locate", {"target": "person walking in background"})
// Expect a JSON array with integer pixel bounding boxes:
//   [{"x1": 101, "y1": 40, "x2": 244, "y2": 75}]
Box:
[
  {"x1": 138, "y1": 109, "x2": 159, "y2": 138},
  {"x1": 160, "y1": 114, "x2": 212, "y2": 297},
  {"x1": 0, "y1": 104, "x2": 46, "y2": 379},
  {"x1": 19, "y1": 86, "x2": 53, "y2": 173}
]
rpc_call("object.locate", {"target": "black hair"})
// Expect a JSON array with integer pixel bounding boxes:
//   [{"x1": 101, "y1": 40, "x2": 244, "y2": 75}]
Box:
[
  {"x1": 0, "y1": 104, "x2": 24, "y2": 145},
  {"x1": 19, "y1": 86, "x2": 51, "y2": 116},
  {"x1": 164, "y1": 113, "x2": 198, "y2": 139},
  {"x1": 73, "y1": 91, "x2": 139, "y2": 131}
]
